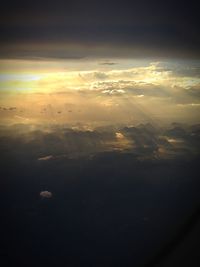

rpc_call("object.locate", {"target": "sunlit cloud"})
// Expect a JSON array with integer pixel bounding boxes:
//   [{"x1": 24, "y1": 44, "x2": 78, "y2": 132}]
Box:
[
  {"x1": 0, "y1": 59, "x2": 200, "y2": 126},
  {"x1": 40, "y1": 191, "x2": 53, "y2": 198},
  {"x1": 38, "y1": 155, "x2": 54, "y2": 161}
]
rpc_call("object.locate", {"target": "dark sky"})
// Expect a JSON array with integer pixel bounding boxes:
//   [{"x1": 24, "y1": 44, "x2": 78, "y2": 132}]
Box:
[{"x1": 0, "y1": 0, "x2": 200, "y2": 59}]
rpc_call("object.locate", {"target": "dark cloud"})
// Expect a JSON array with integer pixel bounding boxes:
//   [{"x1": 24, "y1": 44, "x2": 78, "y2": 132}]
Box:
[
  {"x1": 99, "y1": 62, "x2": 118, "y2": 65},
  {"x1": 1, "y1": 121, "x2": 200, "y2": 266},
  {"x1": 0, "y1": 122, "x2": 199, "y2": 162},
  {"x1": 187, "y1": 84, "x2": 200, "y2": 98},
  {"x1": 0, "y1": 0, "x2": 199, "y2": 59},
  {"x1": 155, "y1": 62, "x2": 200, "y2": 77},
  {"x1": 0, "y1": 107, "x2": 17, "y2": 111}
]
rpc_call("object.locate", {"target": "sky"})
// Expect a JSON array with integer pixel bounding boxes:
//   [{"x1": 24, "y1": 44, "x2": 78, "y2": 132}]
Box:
[
  {"x1": 1, "y1": 2, "x2": 200, "y2": 266},
  {"x1": 0, "y1": 0, "x2": 200, "y2": 59},
  {"x1": 0, "y1": 58, "x2": 200, "y2": 126},
  {"x1": 0, "y1": 0, "x2": 200, "y2": 127}
]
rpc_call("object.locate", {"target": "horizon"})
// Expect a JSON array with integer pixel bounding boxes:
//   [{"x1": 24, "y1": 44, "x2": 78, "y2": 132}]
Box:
[{"x1": 1, "y1": 1, "x2": 200, "y2": 266}]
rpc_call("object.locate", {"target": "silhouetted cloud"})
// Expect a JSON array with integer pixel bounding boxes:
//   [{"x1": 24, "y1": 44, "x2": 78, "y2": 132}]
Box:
[
  {"x1": 0, "y1": 123, "x2": 199, "y2": 161},
  {"x1": 0, "y1": 1, "x2": 199, "y2": 59},
  {"x1": 99, "y1": 62, "x2": 117, "y2": 65}
]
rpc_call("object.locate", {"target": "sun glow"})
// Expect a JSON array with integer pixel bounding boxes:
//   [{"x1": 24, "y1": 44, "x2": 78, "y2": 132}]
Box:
[{"x1": 0, "y1": 58, "x2": 200, "y2": 126}]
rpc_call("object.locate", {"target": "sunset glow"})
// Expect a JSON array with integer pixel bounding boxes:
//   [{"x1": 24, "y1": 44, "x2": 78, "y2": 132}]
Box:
[{"x1": 1, "y1": 1, "x2": 200, "y2": 266}]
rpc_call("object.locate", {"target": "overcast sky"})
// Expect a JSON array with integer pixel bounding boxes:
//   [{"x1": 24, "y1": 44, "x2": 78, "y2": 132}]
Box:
[
  {"x1": 0, "y1": 0, "x2": 199, "y2": 59},
  {"x1": 0, "y1": 1, "x2": 200, "y2": 126}
]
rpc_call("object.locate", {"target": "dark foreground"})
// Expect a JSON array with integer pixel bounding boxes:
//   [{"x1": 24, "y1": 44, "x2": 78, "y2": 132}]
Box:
[{"x1": 0, "y1": 123, "x2": 200, "y2": 266}]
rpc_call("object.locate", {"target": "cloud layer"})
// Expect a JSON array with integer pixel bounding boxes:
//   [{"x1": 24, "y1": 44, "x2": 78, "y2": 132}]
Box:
[{"x1": 1, "y1": 60, "x2": 200, "y2": 125}]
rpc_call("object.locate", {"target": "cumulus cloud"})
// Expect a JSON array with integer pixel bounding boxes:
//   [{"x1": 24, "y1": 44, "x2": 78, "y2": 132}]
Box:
[
  {"x1": 94, "y1": 80, "x2": 169, "y2": 97},
  {"x1": 102, "y1": 89, "x2": 125, "y2": 95}
]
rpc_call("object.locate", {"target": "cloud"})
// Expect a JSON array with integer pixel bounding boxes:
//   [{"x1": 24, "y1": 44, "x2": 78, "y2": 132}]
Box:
[
  {"x1": 92, "y1": 80, "x2": 171, "y2": 98},
  {"x1": 187, "y1": 83, "x2": 200, "y2": 97},
  {"x1": 102, "y1": 89, "x2": 125, "y2": 95},
  {"x1": 93, "y1": 72, "x2": 108, "y2": 80},
  {"x1": 40, "y1": 191, "x2": 52, "y2": 198},
  {"x1": 99, "y1": 62, "x2": 117, "y2": 65},
  {"x1": 38, "y1": 155, "x2": 54, "y2": 161},
  {"x1": 115, "y1": 132, "x2": 125, "y2": 139},
  {"x1": 1, "y1": 122, "x2": 199, "y2": 162},
  {"x1": 1, "y1": 61, "x2": 200, "y2": 126}
]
